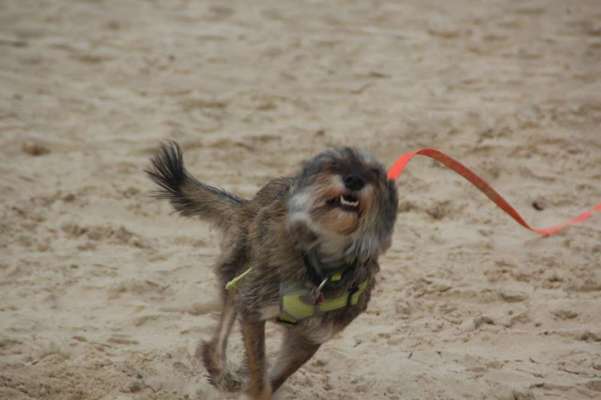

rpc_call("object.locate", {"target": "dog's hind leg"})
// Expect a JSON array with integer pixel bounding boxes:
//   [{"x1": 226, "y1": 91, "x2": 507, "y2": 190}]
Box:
[
  {"x1": 199, "y1": 290, "x2": 237, "y2": 388},
  {"x1": 269, "y1": 331, "x2": 320, "y2": 393}
]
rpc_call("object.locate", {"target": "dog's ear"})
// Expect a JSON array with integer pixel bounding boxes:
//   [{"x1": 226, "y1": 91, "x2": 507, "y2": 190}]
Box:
[{"x1": 288, "y1": 219, "x2": 319, "y2": 249}]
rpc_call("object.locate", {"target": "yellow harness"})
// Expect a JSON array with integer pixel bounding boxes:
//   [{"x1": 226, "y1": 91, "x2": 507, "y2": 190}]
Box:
[
  {"x1": 225, "y1": 267, "x2": 368, "y2": 324},
  {"x1": 277, "y1": 279, "x2": 369, "y2": 324}
]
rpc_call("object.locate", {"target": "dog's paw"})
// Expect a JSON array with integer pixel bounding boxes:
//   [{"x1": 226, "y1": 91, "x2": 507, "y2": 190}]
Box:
[
  {"x1": 197, "y1": 341, "x2": 221, "y2": 384},
  {"x1": 197, "y1": 340, "x2": 243, "y2": 392},
  {"x1": 220, "y1": 369, "x2": 243, "y2": 392}
]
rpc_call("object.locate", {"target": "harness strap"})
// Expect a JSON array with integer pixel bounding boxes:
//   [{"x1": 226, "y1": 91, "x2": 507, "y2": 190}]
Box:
[
  {"x1": 302, "y1": 251, "x2": 357, "y2": 289},
  {"x1": 278, "y1": 280, "x2": 369, "y2": 324},
  {"x1": 225, "y1": 267, "x2": 253, "y2": 291}
]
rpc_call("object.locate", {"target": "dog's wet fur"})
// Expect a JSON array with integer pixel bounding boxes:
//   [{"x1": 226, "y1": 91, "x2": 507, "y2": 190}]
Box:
[{"x1": 146, "y1": 142, "x2": 398, "y2": 399}]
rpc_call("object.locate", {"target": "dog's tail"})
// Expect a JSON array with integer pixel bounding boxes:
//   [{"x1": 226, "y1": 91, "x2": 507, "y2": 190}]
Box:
[{"x1": 146, "y1": 142, "x2": 245, "y2": 229}]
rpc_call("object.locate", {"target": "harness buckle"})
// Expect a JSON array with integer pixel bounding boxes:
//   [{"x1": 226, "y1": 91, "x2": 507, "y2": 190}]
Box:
[{"x1": 311, "y1": 277, "x2": 328, "y2": 305}]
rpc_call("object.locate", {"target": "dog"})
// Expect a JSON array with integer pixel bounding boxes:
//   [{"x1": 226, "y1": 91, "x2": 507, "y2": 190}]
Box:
[{"x1": 146, "y1": 142, "x2": 398, "y2": 399}]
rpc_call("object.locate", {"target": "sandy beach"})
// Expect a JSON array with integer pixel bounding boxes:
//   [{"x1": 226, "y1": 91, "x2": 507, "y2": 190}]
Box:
[{"x1": 1, "y1": 1, "x2": 600, "y2": 399}]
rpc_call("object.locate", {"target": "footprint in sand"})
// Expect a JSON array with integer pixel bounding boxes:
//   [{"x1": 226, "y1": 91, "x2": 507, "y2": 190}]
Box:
[{"x1": 107, "y1": 334, "x2": 139, "y2": 346}]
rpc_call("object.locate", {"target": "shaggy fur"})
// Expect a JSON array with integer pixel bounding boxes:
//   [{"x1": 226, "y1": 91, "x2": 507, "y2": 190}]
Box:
[{"x1": 146, "y1": 142, "x2": 398, "y2": 399}]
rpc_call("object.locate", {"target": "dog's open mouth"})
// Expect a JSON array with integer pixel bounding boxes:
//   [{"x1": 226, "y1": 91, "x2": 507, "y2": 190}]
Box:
[
  {"x1": 340, "y1": 194, "x2": 359, "y2": 208},
  {"x1": 328, "y1": 193, "x2": 360, "y2": 212}
]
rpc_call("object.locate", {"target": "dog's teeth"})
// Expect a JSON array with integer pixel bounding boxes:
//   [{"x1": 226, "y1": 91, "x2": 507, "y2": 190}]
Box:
[{"x1": 340, "y1": 195, "x2": 359, "y2": 207}]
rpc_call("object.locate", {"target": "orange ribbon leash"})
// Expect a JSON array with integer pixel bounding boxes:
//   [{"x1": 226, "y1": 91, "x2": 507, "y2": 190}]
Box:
[{"x1": 387, "y1": 148, "x2": 601, "y2": 237}]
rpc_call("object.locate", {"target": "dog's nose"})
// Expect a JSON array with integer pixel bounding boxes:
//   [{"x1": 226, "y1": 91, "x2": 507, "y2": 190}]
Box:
[{"x1": 343, "y1": 175, "x2": 365, "y2": 191}]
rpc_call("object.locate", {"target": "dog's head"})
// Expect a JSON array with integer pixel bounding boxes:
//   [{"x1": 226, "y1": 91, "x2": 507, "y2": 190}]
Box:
[{"x1": 288, "y1": 147, "x2": 398, "y2": 261}]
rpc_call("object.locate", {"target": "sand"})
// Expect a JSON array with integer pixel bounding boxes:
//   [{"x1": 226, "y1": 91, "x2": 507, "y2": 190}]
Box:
[{"x1": 1, "y1": 1, "x2": 601, "y2": 399}]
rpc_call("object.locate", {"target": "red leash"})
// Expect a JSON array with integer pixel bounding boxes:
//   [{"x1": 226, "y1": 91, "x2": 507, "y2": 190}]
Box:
[{"x1": 387, "y1": 148, "x2": 601, "y2": 237}]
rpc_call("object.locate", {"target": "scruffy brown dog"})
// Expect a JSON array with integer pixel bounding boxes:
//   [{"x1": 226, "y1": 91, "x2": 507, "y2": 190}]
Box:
[{"x1": 146, "y1": 142, "x2": 398, "y2": 399}]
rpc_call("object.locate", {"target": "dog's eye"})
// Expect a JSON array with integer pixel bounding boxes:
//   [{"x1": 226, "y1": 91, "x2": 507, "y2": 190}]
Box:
[{"x1": 369, "y1": 167, "x2": 382, "y2": 178}]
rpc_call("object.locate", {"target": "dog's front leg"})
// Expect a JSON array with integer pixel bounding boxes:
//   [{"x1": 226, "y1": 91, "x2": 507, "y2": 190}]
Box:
[
  {"x1": 241, "y1": 319, "x2": 271, "y2": 400},
  {"x1": 269, "y1": 331, "x2": 320, "y2": 393}
]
